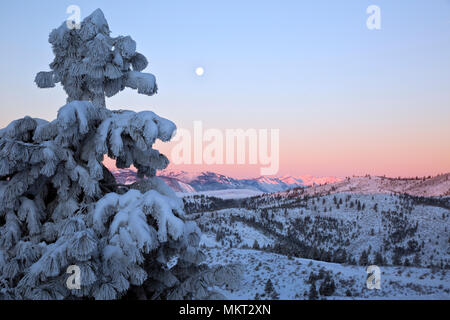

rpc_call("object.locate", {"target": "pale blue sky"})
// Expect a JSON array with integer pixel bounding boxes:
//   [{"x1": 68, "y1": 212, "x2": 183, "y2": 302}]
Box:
[{"x1": 0, "y1": 0, "x2": 449, "y2": 176}]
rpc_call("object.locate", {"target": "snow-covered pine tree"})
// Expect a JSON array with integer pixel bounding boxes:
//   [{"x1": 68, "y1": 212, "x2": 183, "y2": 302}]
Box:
[
  {"x1": 0, "y1": 9, "x2": 241, "y2": 300},
  {"x1": 35, "y1": 9, "x2": 157, "y2": 108}
]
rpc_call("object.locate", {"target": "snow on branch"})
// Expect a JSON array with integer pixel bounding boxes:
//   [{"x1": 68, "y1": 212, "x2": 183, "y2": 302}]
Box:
[{"x1": 95, "y1": 109, "x2": 176, "y2": 177}]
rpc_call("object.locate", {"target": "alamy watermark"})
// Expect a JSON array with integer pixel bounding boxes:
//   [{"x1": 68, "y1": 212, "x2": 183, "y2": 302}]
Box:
[
  {"x1": 171, "y1": 121, "x2": 280, "y2": 176},
  {"x1": 366, "y1": 265, "x2": 381, "y2": 289},
  {"x1": 366, "y1": 5, "x2": 381, "y2": 30},
  {"x1": 66, "y1": 265, "x2": 81, "y2": 290},
  {"x1": 66, "y1": 5, "x2": 81, "y2": 30}
]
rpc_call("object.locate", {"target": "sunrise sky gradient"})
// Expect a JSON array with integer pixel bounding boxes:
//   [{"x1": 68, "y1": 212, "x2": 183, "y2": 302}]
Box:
[{"x1": 0, "y1": 0, "x2": 449, "y2": 178}]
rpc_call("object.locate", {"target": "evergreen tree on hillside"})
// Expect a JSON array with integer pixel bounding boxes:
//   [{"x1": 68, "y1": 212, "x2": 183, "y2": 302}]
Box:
[
  {"x1": 359, "y1": 250, "x2": 369, "y2": 266},
  {"x1": 318, "y1": 274, "x2": 336, "y2": 297},
  {"x1": 413, "y1": 252, "x2": 421, "y2": 266},
  {"x1": 264, "y1": 279, "x2": 274, "y2": 295},
  {"x1": 374, "y1": 251, "x2": 384, "y2": 266},
  {"x1": 308, "y1": 282, "x2": 318, "y2": 300}
]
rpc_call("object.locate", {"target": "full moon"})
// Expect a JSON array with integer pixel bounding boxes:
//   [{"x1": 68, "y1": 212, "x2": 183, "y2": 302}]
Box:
[{"x1": 195, "y1": 67, "x2": 204, "y2": 76}]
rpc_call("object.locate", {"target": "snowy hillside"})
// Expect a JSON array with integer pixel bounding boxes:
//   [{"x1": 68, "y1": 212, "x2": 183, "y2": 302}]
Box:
[
  {"x1": 182, "y1": 190, "x2": 450, "y2": 299},
  {"x1": 290, "y1": 174, "x2": 450, "y2": 197},
  {"x1": 192, "y1": 193, "x2": 449, "y2": 267},
  {"x1": 204, "y1": 248, "x2": 450, "y2": 300},
  {"x1": 177, "y1": 189, "x2": 264, "y2": 200}
]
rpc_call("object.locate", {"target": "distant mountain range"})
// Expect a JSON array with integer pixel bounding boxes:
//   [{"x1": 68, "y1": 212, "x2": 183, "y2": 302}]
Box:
[
  {"x1": 110, "y1": 168, "x2": 450, "y2": 197},
  {"x1": 110, "y1": 168, "x2": 341, "y2": 193}
]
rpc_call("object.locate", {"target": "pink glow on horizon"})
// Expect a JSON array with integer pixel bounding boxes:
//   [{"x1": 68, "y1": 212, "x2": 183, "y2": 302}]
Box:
[
  {"x1": 102, "y1": 114, "x2": 450, "y2": 180},
  {"x1": 103, "y1": 154, "x2": 446, "y2": 183}
]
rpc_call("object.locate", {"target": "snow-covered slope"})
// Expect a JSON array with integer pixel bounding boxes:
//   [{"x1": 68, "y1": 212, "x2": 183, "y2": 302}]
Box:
[
  {"x1": 285, "y1": 174, "x2": 450, "y2": 197},
  {"x1": 110, "y1": 168, "x2": 138, "y2": 185},
  {"x1": 205, "y1": 248, "x2": 450, "y2": 300},
  {"x1": 187, "y1": 190, "x2": 449, "y2": 299},
  {"x1": 192, "y1": 193, "x2": 449, "y2": 267},
  {"x1": 158, "y1": 176, "x2": 197, "y2": 193},
  {"x1": 240, "y1": 176, "x2": 304, "y2": 193},
  {"x1": 177, "y1": 189, "x2": 264, "y2": 200},
  {"x1": 294, "y1": 175, "x2": 342, "y2": 186}
]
